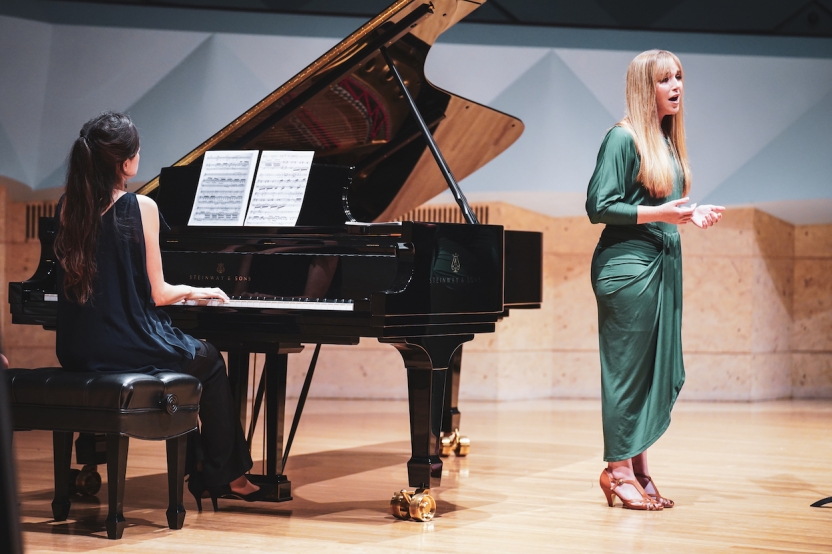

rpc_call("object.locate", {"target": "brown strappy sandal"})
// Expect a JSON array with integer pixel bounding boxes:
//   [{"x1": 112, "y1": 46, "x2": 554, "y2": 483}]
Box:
[
  {"x1": 634, "y1": 472, "x2": 674, "y2": 508},
  {"x1": 600, "y1": 468, "x2": 662, "y2": 510}
]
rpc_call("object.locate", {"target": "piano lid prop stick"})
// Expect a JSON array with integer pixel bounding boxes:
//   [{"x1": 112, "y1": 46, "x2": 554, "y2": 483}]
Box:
[
  {"x1": 380, "y1": 46, "x2": 479, "y2": 225},
  {"x1": 281, "y1": 343, "x2": 322, "y2": 471}
]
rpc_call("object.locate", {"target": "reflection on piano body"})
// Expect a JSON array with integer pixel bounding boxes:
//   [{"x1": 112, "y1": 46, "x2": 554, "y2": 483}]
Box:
[{"x1": 9, "y1": 0, "x2": 543, "y2": 521}]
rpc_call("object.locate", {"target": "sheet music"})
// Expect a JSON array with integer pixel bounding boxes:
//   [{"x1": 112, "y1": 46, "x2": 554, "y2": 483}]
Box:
[
  {"x1": 244, "y1": 151, "x2": 314, "y2": 227},
  {"x1": 188, "y1": 150, "x2": 258, "y2": 226}
]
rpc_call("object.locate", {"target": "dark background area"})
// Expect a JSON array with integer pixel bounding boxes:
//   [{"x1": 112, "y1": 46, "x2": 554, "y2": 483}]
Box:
[{"x1": 49, "y1": 0, "x2": 832, "y2": 37}]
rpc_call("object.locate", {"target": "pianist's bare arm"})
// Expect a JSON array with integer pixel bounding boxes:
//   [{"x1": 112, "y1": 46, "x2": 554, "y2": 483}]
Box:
[{"x1": 136, "y1": 195, "x2": 229, "y2": 306}]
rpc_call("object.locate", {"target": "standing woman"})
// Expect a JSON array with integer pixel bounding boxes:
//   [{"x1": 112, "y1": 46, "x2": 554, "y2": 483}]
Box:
[
  {"x1": 54, "y1": 111, "x2": 273, "y2": 509},
  {"x1": 586, "y1": 50, "x2": 723, "y2": 510}
]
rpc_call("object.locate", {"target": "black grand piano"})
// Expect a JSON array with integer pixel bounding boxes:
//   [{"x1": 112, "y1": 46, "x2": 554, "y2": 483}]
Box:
[{"x1": 10, "y1": 0, "x2": 542, "y2": 521}]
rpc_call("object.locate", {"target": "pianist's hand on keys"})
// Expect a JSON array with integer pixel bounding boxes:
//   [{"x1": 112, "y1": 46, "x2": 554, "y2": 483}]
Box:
[{"x1": 184, "y1": 286, "x2": 230, "y2": 304}]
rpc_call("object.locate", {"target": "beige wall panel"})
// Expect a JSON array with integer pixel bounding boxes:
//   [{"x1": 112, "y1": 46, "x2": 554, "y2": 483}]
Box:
[
  {"x1": 489, "y1": 302, "x2": 551, "y2": 352},
  {"x1": 679, "y1": 353, "x2": 752, "y2": 401},
  {"x1": 750, "y1": 353, "x2": 793, "y2": 400},
  {"x1": 751, "y1": 257, "x2": 793, "y2": 354},
  {"x1": 753, "y1": 210, "x2": 795, "y2": 259},
  {"x1": 2, "y1": 189, "x2": 826, "y2": 400},
  {"x1": 6, "y1": 201, "x2": 28, "y2": 245},
  {"x1": 677, "y1": 208, "x2": 755, "y2": 257},
  {"x1": 792, "y1": 259, "x2": 832, "y2": 352},
  {"x1": 455, "y1": 349, "x2": 499, "y2": 401},
  {"x1": 682, "y1": 256, "x2": 753, "y2": 353},
  {"x1": 7, "y1": 346, "x2": 58, "y2": 369},
  {"x1": 551, "y1": 350, "x2": 601, "y2": 399},
  {"x1": 544, "y1": 252, "x2": 597, "y2": 351},
  {"x1": 791, "y1": 353, "x2": 832, "y2": 398},
  {"x1": 285, "y1": 343, "x2": 409, "y2": 400},
  {"x1": 492, "y1": 205, "x2": 601, "y2": 255},
  {"x1": 494, "y1": 350, "x2": 556, "y2": 401},
  {"x1": 5, "y1": 242, "x2": 40, "y2": 282},
  {"x1": 794, "y1": 223, "x2": 832, "y2": 258},
  {"x1": 4, "y1": 324, "x2": 55, "y2": 349}
]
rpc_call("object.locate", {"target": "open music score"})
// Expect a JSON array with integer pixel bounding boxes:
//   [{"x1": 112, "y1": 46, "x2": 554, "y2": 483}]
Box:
[
  {"x1": 188, "y1": 151, "x2": 258, "y2": 226},
  {"x1": 244, "y1": 150, "x2": 314, "y2": 227},
  {"x1": 187, "y1": 150, "x2": 314, "y2": 227}
]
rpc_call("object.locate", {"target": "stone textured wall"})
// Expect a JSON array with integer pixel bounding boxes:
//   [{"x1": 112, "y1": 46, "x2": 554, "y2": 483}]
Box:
[
  {"x1": 678, "y1": 209, "x2": 795, "y2": 400},
  {"x1": 3, "y1": 198, "x2": 60, "y2": 369},
  {"x1": 3, "y1": 197, "x2": 829, "y2": 401},
  {"x1": 792, "y1": 224, "x2": 832, "y2": 397}
]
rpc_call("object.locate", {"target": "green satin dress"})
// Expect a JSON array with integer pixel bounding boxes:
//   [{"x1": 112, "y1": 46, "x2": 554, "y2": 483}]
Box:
[{"x1": 586, "y1": 126, "x2": 685, "y2": 462}]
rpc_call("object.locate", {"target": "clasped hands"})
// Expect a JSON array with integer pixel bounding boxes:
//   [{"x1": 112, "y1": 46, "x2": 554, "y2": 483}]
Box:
[{"x1": 663, "y1": 197, "x2": 725, "y2": 229}]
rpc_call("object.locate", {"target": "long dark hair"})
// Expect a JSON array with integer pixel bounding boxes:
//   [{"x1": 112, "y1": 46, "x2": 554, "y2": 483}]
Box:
[{"x1": 55, "y1": 112, "x2": 140, "y2": 304}]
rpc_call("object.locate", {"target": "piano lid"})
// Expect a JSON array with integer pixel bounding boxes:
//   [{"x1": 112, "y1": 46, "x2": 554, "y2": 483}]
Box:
[{"x1": 136, "y1": 0, "x2": 523, "y2": 223}]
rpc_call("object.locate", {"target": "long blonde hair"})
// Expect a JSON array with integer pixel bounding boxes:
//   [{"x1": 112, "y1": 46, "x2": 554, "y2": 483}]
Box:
[{"x1": 619, "y1": 49, "x2": 691, "y2": 198}]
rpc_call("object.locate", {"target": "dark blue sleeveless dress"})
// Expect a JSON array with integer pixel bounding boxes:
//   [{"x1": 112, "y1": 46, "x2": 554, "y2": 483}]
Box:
[
  {"x1": 55, "y1": 192, "x2": 253, "y2": 487},
  {"x1": 56, "y1": 193, "x2": 201, "y2": 373}
]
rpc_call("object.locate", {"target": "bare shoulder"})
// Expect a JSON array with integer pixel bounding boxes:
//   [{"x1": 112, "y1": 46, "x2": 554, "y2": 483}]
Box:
[
  {"x1": 134, "y1": 194, "x2": 160, "y2": 233},
  {"x1": 135, "y1": 194, "x2": 159, "y2": 215}
]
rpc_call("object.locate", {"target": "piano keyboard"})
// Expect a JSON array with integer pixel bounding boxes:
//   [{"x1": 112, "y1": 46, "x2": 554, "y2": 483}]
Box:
[
  {"x1": 42, "y1": 293, "x2": 353, "y2": 311},
  {"x1": 174, "y1": 297, "x2": 355, "y2": 311}
]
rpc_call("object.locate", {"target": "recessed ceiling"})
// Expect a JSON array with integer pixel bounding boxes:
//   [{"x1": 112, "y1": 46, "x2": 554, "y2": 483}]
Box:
[{"x1": 48, "y1": 0, "x2": 832, "y2": 38}]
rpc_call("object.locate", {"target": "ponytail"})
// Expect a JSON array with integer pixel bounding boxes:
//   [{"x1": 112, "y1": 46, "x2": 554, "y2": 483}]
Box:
[{"x1": 55, "y1": 112, "x2": 140, "y2": 304}]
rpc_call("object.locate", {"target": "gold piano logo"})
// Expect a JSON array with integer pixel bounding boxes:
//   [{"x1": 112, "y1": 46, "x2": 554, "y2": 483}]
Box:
[
  {"x1": 451, "y1": 253, "x2": 461, "y2": 273},
  {"x1": 189, "y1": 263, "x2": 251, "y2": 282}
]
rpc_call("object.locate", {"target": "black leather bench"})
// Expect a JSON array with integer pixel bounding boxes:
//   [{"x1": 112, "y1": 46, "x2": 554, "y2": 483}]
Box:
[{"x1": 5, "y1": 367, "x2": 201, "y2": 539}]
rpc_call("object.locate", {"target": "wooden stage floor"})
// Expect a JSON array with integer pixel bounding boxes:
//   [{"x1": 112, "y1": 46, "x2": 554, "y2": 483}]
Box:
[{"x1": 12, "y1": 399, "x2": 832, "y2": 553}]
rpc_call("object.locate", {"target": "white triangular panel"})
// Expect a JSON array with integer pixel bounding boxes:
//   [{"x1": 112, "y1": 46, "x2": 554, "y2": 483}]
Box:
[
  {"x1": 462, "y1": 51, "x2": 617, "y2": 194},
  {"x1": 35, "y1": 24, "x2": 209, "y2": 185},
  {"x1": 704, "y1": 88, "x2": 832, "y2": 206},
  {"x1": 124, "y1": 35, "x2": 267, "y2": 185},
  {"x1": 425, "y1": 43, "x2": 550, "y2": 105},
  {"x1": 218, "y1": 33, "x2": 341, "y2": 94},
  {"x1": 0, "y1": 15, "x2": 51, "y2": 185},
  {"x1": 682, "y1": 53, "x2": 832, "y2": 200},
  {"x1": 559, "y1": 48, "x2": 832, "y2": 201},
  {"x1": 555, "y1": 48, "x2": 636, "y2": 120}
]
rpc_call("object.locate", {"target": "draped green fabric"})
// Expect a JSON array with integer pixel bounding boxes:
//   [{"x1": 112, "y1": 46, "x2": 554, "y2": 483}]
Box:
[{"x1": 586, "y1": 126, "x2": 685, "y2": 462}]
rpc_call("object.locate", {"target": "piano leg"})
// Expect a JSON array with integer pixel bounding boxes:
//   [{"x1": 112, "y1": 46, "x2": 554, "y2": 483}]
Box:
[
  {"x1": 442, "y1": 347, "x2": 462, "y2": 435},
  {"x1": 264, "y1": 353, "x2": 287, "y2": 478},
  {"x1": 440, "y1": 347, "x2": 470, "y2": 457},
  {"x1": 384, "y1": 334, "x2": 473, "y2": 521}
]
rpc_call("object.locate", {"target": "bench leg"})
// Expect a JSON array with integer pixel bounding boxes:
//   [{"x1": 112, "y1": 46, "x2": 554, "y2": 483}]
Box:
[
  {"x1": 165, "y1": 434, "x2": 187, "y2": 530},
  {"x1": 51, "y1": 432, "x2": 73, "y2": 521},
  {"x1": 105, "y1": 434, "x2": 128, "y2": 540}
]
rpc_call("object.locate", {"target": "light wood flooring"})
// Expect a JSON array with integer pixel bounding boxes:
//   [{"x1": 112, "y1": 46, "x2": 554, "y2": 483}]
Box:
[{"x1": 12, "y1": 399, "x2": 832, "y2": 553}]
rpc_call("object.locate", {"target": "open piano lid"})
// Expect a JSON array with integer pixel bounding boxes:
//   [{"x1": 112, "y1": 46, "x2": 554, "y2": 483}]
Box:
[{"x1": 136, "y1": 0, "x2": 523, "y2": 224}]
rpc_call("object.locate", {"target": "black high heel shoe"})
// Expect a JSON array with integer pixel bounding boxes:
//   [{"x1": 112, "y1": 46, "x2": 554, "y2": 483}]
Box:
[{"x1": 187, "y1": 473, "x2": 219, "y2": 513}]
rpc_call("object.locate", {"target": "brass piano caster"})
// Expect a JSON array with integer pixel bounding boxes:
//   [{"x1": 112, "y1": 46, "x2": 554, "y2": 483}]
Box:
[
  {"x1": 68, "y1": 464, "x2": 102, "y2": 496},
  {"x1": 389, "y1": 488, "x2": 436, "y2": 522},
  {"x1": 440, "y1": 429, "x2": 470, "y2": 457}
]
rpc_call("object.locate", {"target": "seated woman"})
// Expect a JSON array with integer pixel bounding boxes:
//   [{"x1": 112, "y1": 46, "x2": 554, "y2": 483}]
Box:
[{"x1": 54, "y1": 111, "x2": 273, "y2": 510}]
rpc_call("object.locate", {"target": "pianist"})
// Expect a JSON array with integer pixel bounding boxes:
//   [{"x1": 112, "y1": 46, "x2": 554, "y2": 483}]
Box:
[{"x1": 53, "y1": 111, "x2": 272, "y2": 507}]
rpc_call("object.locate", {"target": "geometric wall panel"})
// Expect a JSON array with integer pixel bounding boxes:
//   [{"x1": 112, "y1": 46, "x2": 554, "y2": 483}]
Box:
[{"x1": 1, "y1": 11, "x2": 831, "y2": 225}]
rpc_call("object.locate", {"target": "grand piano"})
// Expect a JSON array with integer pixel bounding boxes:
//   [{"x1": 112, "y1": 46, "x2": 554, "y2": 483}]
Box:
[{"x1": 9, "y1": 0, "x2": 542, "y2": 521}]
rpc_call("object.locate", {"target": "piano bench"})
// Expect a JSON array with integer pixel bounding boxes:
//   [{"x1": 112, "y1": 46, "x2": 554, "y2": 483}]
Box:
[{"x1": 4, "y1": 367, "x2": 201, "y2": 540}]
